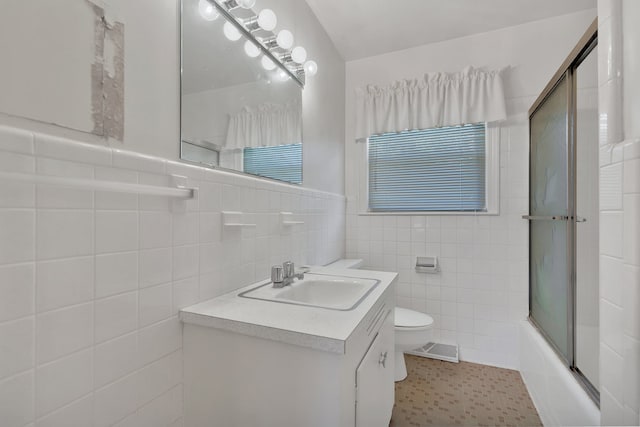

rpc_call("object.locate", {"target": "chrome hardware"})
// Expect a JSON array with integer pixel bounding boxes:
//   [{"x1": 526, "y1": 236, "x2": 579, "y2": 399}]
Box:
[
  {"x1": 272, "y1": 261, "x2": 304, "y2": 288},
  {"x1": 283, "y1": 261, "x2": 295, "y2": 279},
  {"x1": 378, "y1": 351, "x2": 388, "y2": 368},
  {"x1": 522, "y1": 215, "x2": 587, "y2": 223},
  {"x1": 522, "y1": 215, "x2": 570, "y2": 221},
  {"x1": 271, "y1": 265, "x2": 284, "y2": 286}
]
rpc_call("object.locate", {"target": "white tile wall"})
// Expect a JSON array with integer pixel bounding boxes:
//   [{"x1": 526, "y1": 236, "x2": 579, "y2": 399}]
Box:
[
  {"x1": 0, "y1": 124, "x2": 345, "y2": 426},
  {"x1": 345, "y1": 124, "x2": 529, "y2": 369},
  {"x1": 598, "y1": 1, "x2": 640, "y2": 423},
  {"x1": 36, "y1": 257, "x2": 94, "y2": 312},
  {"x1": 0, "y1": 371, "x2": 34, "y2": 426},
  {"x1": 0, "y1": 264, "x2": 34, "y2": 323},
  {"x1": 599, "y1": 139, "x2": 640, "y2": 424},
  {"x1": 342, "y1": 10, "x2": 600, "y2": 370},
  {"x1": 0, "y1": 318, "x2": 33, "y2": 380},
  {"x1": 36, "y1": 303, "x2": 93, "y2": 364}
]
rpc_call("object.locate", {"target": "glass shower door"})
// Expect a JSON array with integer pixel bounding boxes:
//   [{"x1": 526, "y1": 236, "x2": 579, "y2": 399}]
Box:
[
  {"x1": 528, "y1": 75, "x2": 572, "y2": 363},
  {"x1": 574, "y1": 46, "x2": 600, "y2": 391},
  {"x1": 527, "y1": 23, "x2": 599, "y2": 402}
]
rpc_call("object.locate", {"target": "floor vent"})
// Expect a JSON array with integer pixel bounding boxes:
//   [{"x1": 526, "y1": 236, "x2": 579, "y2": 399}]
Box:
[{"x1": 406, "y1": 342, "x2": 459, "y2": 363}]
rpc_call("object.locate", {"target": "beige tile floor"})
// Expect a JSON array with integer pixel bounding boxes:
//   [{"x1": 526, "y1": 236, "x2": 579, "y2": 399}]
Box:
[{"x1": 390, "y1": 355, "x2": 542, "y2": 427}]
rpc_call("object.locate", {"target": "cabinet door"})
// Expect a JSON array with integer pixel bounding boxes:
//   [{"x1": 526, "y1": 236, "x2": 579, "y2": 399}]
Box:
[{"x1": 355, "y1": 310, "x2": 394, "y2": 427}]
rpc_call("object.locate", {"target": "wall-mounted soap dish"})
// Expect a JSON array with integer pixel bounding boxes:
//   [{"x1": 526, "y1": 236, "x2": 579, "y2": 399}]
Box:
[
  {"x1": 280, "y1": 211, "x2": 304, "y2": 226},
  {"x1": 222, "y1": 211, "x2": 256, "y2": 227}
]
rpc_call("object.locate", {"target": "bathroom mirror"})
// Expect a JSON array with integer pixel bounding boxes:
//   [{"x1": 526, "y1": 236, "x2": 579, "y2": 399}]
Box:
[{"x1": 180, "y1": 0, "x2": 303, "y2": 184}]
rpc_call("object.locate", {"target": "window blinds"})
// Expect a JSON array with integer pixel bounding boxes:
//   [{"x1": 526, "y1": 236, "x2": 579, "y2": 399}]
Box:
[
  {"x1": 243, "y1": 143, "x2": 302, "y2": 184},
  {"x1": 368, "y1": 124, "x2": 486, "y2": 212}
]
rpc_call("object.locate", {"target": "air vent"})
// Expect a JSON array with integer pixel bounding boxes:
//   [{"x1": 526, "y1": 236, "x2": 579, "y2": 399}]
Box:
[{"x1": 406, "y1": 342, "x2": 459, "y2": 363}]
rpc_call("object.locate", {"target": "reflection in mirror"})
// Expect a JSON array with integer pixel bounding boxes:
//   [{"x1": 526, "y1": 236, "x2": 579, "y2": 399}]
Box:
[{"x1": 181, "y1": 0, "x2": 304, "y2": 184}]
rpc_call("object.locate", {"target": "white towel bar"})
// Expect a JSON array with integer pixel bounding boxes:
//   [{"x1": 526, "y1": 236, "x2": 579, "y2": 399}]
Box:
[{"x1": 0, "y1": 171, "x2": 196, "y2": 199}]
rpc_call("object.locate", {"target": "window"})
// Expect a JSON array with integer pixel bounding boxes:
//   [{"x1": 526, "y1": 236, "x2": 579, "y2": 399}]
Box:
[
  {"x1": 243, "y1": 143, "x2": 302, "y2": 184},
  {"x1": 366, "y1": 123, "x2": 497, "y2": 213}
]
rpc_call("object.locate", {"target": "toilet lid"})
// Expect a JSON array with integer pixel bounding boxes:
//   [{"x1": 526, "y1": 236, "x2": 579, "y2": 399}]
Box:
[{"x1": 395, "y1": 307, "x2": 434, "y2": 328}]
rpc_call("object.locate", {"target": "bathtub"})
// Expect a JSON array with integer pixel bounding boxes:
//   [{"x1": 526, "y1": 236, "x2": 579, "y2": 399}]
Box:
[{"x1": 519, "y1": 320, "x2": 600, "y2": 426}]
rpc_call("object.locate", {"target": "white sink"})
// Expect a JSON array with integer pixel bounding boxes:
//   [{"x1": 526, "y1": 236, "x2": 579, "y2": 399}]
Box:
[{"x1": 238, "y1": 273, "x2": 380, "y2": 310}]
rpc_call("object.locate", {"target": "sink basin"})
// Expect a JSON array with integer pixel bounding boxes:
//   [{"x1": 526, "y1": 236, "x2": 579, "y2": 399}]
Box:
[{"x1": 238, "y1": 273, "x2": 380, "y2": 310}]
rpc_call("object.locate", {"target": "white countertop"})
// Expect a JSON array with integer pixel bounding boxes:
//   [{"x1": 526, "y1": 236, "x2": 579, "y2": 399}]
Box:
[{"x1": 179, "y1": 267, "x2": 397, "y2": 354}]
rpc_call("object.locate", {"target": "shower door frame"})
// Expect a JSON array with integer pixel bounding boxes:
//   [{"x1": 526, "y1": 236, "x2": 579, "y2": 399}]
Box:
[{"x1": 527, "y1": 19, "x2": 599, "y2": 405}]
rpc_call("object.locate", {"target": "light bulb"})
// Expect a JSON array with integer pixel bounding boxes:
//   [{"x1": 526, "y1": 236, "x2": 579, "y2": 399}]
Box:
[
  {"x1": 223, "y1": 21, "x2": 242, "y2": 41},
  {"x1": 276, "y1": 30, "x2": 294, "y2": 49},
  {"x1": 304, "y1": 60, "x2": 318, "y2": 76},
  {"x1": 198, "y1": 0, "x2": 219, "y2": 21},
  {"x1": 257, "y1": 9, "x2": 277, "y2": 31},
  {"x1": 244, "y1": 40, "x2": 261, "y2": 57},
  {"x1": 291, "y1": 46, "x2": 307, "y2": 64},
  {"x1": 261, "y1": 56, "x2": 276, "y2": 71},
  {"x1": 236, "y1": 0, "x2": 256, "y2": 9},
  {"x1": 276, "y1": 69, "x2": 290, "y2": 81}
]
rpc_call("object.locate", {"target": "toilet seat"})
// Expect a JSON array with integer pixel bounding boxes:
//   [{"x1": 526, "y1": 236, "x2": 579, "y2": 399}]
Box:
[{"x1": 395, "y1": 307, "x2": 433, "y2": 329}]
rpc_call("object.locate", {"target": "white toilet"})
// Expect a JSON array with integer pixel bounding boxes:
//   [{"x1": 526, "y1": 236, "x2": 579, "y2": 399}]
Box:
[
  {"x1": 394, "y1": 307, "x2": 433, "y2": 381},
  {"x1": 325, "y1": 259, "x2": 435, "y2": 381}
]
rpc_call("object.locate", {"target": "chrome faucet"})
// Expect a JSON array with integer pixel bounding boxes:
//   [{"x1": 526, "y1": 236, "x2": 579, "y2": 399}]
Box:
[{"x1": 271, "y1": 261, "x2": 305, "y2": 288}]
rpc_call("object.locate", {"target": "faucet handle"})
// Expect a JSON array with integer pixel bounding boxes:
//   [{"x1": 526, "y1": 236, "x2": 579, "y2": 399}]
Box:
[
  {"x1": 271, "y1": 265, "x2": 284, "y2": 284},
  {"x1": 283, "y1": 261, "x2": 294, "y2": 278}
]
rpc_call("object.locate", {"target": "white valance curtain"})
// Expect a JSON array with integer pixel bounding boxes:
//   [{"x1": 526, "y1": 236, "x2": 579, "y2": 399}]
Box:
[
  {"x1": 225, "y1": 100, "x2": 302, "y2": 150},
  {"x1": 355, "y1": 66, "x2": 507, "y2": 140}
]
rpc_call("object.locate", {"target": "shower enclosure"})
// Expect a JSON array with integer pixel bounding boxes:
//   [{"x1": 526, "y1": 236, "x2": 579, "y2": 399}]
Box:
[{"x1": 526, "y1": 20, "x2": 599, "y2": 403}]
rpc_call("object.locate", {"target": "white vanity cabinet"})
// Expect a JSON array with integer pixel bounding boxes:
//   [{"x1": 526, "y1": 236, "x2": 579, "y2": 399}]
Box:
[
  {"x1": 181, "y1": 269, "x2": 396, "y2": 427},
  {"x1": 355, "y1": 309, "x2": 395, "y2": 427}
]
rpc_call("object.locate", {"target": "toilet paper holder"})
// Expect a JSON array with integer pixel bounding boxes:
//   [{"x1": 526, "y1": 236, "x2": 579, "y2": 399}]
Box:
[{"x1": 415, "y1": 256, "x2": 439, "y2": 273}]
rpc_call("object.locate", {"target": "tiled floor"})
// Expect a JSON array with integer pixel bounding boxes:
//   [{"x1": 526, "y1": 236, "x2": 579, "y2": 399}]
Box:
[{"x1": 390, "y1": 355, "x2": 542, "y2": 427}]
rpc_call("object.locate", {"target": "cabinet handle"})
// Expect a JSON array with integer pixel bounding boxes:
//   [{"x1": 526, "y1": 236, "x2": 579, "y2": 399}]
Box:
[{"x1": 378, "y1": 351, "x2": 388, "y2": 368}]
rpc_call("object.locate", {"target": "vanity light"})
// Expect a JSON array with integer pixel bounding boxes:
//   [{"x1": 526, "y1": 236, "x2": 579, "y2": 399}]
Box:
[
  {"x1": 236, "y1": 0, "x2": 256, "y2": 9},
  {"x1": 258, "y1": 36, "x2": 278, "y2": 50},
  {"x1": 261, "y1": 56, "x2": 276, "y2": 71},
  {"x1": 304, "y1": 60, "x2": 318, "y2": 76},
  {"x1": 257, "y1": 9, "x2": 277, "y2": 31},
  {"x1": 205, "y1": 0, "x2": 318, "y2": 85},
  {"x1": 276, "y1": 69, "x2": 290, "y2": 81},
  {"x1": 276, "y1": 30, "x2": 294, "y2": 49},
  {"x1": 198, "y1": 0, "x2": 219, "y2": 21},
  {"x1": 291, "y1": 46, "x2": 307, "y2": 64},
  {"x1": 223, "y1": 21, "x2": 242, "y2": 41},
  {"x1": 244, "y1": 40, "x2": 261, "y2": 57}
]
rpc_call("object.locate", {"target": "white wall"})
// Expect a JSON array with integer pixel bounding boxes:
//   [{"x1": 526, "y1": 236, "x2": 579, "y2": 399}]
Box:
[
  {"x1": 0, "y1": 1, "x2": 97, "y2": 135},
  {"x1": 288, "y1": 0, "x2": 345, "y2": 194},
  {"x1": 597, "y1": 0, "x2": 640, "y2": 424},
  {"x1": 0, "y1": 0, "x2": 345, "y2": 194},
  {"x1": 0, "y1": 0, "x2": 346, "y2": 425},
  {"x1": 0, "y1": 125, "x2": 345, "y2": 426},
  {"x1": 344, "y1": 9, "x2": 597, "y2": 368}
]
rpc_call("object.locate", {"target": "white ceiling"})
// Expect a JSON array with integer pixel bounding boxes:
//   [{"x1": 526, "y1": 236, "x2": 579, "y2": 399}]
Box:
[{"x1": 303, "y1": 0, "x2": 596, "y2": 61}]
